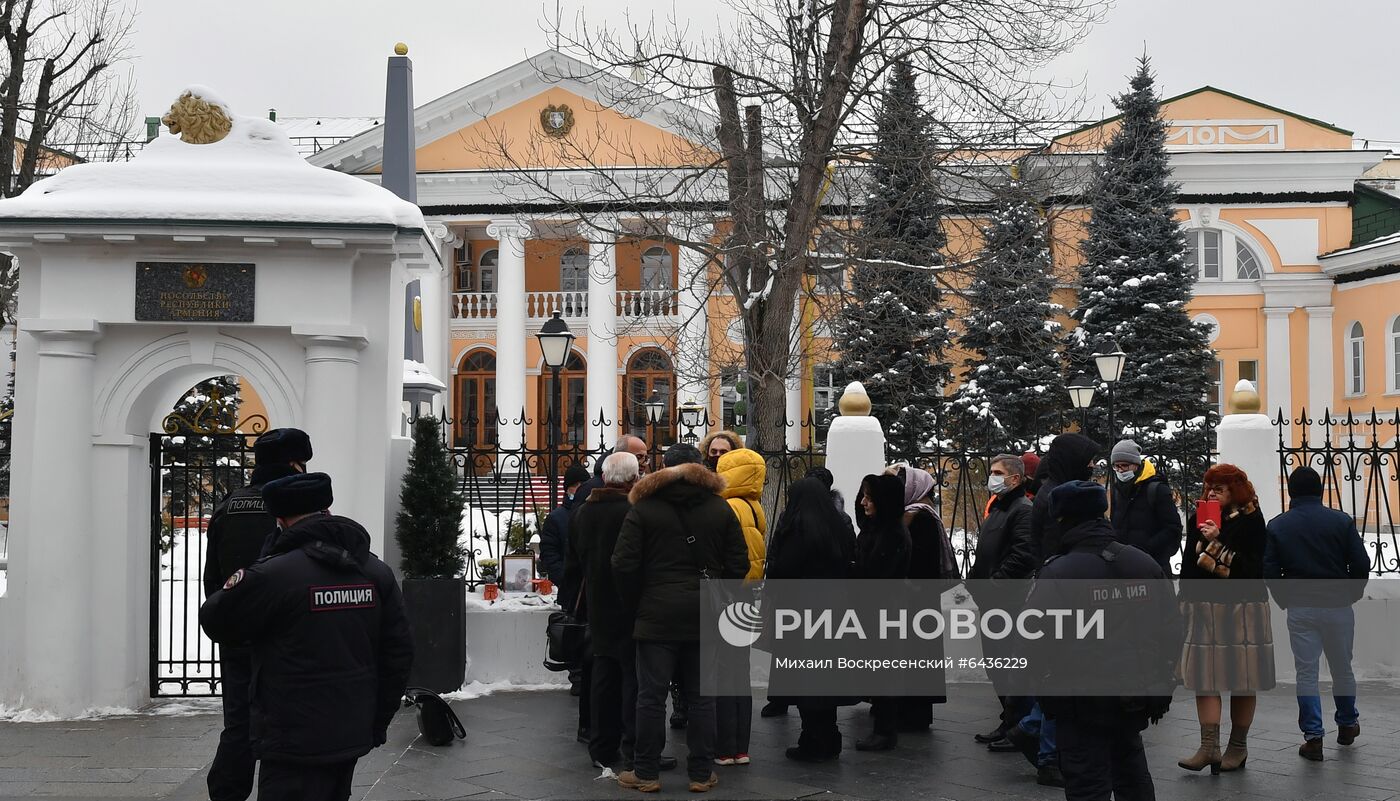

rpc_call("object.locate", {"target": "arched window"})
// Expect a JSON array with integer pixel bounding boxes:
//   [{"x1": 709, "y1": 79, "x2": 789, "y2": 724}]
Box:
[
  {"x1": 456, "y1": 349, "x2": 497, "y2": 446},
  {"x1": 561, "y1": 248, "x2": 589, "y2": 293},
  {"x1": 478, "y1": 249, "x2": 498, "y2": 294},
  {"x1": 624, "y1": 348, "x2": 675, "y2": 443},
  {"x1": 641, "y1": 246, "x2": 673, "y2": 291},
  {"x1": 538, "y1": 351, "x2": 588, "y2": 447},
  {"x1": 1346, "y1": 322, "x2": 1366, "y2": 396},
  {"x1": 1235, "y1": 240, "x2": 1262, "y2": 279},
  {"x1": 1389, "y1": 316, "x2": 1400, "y2": 393},
  {"x1": 1183, "y1": 228, "x2": 1266, "y2": 281}
]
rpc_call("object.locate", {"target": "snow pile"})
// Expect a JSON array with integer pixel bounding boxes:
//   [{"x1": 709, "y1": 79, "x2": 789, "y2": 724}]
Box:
[
  {"x1": 403, "y1": 360, "x2": 446, "y2": 392},
  {"x1": 441, "y1": 679, "x2": 565, "y2": 701},
  {"x1": 0, "y1": 85, "x2": 425, "y2": 230}
]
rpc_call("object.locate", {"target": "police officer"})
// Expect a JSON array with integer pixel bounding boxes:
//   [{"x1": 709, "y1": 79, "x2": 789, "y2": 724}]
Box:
[
  {"x1": 201, "y1": 427, "x2": 312, "y2": 801},
  {"x1": 1025, "y1": 480, "x2": 1182, "y2": 801},
  {"x1": 200, "y1": 473, "x2": 414, "y2": 801}
]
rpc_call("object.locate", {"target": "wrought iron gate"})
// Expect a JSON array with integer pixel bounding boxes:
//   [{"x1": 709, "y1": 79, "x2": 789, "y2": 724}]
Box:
[{"x1": 149, "y1": 390, "x2": 264, "y2": 697}]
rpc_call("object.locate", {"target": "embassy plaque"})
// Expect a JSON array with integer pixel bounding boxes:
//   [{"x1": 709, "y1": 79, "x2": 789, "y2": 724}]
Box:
[{"x1": 136, "y1": 262, "x2": 255, "y2": 322}]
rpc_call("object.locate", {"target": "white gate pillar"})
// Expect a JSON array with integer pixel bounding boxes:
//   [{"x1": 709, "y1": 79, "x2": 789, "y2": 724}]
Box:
[
  {"x1": 1215, "y1": 380, "x2": 1282, "y2": 521},
  {"x1": 823, "y1": 382, "x2": 887, "y2": 522},
  {"x1": 676, "y1": 226, "x2": 712, "y2": 440},
  {"x1": 293, "y1": 328, "x2": 368, "y2": 519},
  {"x1": 16, "y1": 319, "x2": 103, "y2": 712}
]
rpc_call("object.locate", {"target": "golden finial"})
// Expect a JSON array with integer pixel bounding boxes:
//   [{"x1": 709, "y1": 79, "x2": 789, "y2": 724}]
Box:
[
  {"x1": 162, "y1": 90, "x2": 233, "y2": 145},
  {"x1": 1230, "y1": 380, "x2": 1261, "y2": 415},
  {"x1": 394, "y1": 42, "x2": 409, "y2": 56},
  {"x1": 838, "y1": 381, "x2": 872, "y2": 417}
]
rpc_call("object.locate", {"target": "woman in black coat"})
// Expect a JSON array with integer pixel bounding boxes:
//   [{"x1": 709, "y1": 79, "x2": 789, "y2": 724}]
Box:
[
  {"x1": 771, "y1": 478, "x2": 859, "y2": 763},
  {"x1": 850, "y1": 473, "x2": 912, "y2": 752}
]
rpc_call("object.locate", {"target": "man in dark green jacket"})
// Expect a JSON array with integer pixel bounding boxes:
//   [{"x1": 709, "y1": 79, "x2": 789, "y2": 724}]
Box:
[{"x1": 612, "y1": 446, "x2": 748, "y2": 794}]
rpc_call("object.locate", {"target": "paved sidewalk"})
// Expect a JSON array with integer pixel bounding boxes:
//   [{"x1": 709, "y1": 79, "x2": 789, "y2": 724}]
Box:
[{"x1": 1, "y1": 684, "x2": 1397, "y2": 801}]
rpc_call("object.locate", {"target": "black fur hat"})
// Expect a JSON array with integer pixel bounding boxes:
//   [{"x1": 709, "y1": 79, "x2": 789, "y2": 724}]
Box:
[
  {"x1": 262, "y1": 472, "x2": 333, "y2": 518},
  {"x1": 253, "y1": 427, "x2": 313, "y2": 465}
]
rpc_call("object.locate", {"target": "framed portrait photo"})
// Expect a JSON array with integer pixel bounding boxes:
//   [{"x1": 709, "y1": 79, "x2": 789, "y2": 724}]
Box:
[{"x1": 501, "y1": 554, "x2": 536, "y2": 594}]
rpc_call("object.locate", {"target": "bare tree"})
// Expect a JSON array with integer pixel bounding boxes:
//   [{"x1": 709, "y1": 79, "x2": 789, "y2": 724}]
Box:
[
  {"x1": 0, "y1": 0, "x2": 136, "y2": 325},
  {"x1": 474, "y1": 0, "x2": 1105, "y2": 450}
]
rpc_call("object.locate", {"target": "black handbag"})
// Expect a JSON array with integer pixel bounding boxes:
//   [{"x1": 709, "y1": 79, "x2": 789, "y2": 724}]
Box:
[
  {"x1": 544, "y1": 579, "x2": 591, "y2": 671},
  {"x1": 403, "y1": 687, "x2": 466, "y2": 746}
]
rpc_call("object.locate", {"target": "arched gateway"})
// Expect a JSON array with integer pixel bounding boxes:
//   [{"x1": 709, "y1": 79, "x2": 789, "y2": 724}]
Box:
[{"x1": 0, "y1": 89, "x2": 438, "y2": 714}]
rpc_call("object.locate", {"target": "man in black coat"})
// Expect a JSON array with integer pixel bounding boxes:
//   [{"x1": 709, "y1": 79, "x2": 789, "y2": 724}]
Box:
[
  {"x1": 200, "y1": 473, "x2": 414, "y2": 801},
  {"x1": 201, "y1": 427, "x2": 312, "y2": 801},
  {"x1": 1264, "y1": 466, "x2": 1371, "y2": 759},
  {"x1": 1013, "y1": 432, "x2": 1100, "y2": 786},
  {"x1": 968, "y1": 454, "x2": 1037, "y2": 748},
  {"x1": 542, "y1": 463, "x2": 592, "y2": 699},
  {"x1": 572, "y1": 452, "x2": 644, "y2": 770},
  {"x1": 1108, "y1": 439, "x2": 1183, "y2": 574},
  {"x1": 1026, "y1": 480, "x2": 1182, "y2": 801},
  {"x1": 612, "y1": 446, "x2": 749, "y2": 794}
]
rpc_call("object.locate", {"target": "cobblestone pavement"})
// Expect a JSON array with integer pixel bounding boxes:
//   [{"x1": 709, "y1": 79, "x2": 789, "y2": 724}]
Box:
[{"x1": 1, "y1": 684, "x2": 1397, "y2": 801}]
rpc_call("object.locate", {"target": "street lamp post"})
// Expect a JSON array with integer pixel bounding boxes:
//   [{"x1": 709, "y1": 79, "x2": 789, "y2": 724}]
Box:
[
  {"x1": 678, "y1": 400, "x2": 704, "y2": 444},
  {"x1": 1092, "y1": 339, "x2": 1127, "y2": 442},
  {"x1": 644, "y1": 390, "x2": 666, "y2": 456},
  {"x1": 1067, "y1": 373, "x2": 1097, "y2": 432},
  {"x1": 536, "y1": 311, "x2": 575, "y2": 510}
]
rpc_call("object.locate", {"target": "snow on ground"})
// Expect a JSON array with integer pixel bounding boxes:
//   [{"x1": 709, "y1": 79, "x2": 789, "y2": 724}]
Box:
[
  {"x1": 0, "y1": 699, "x2": 220, "y2": 723},
  {"x1": 442, "y1": 680, "x2": 565, "y2": 701}
]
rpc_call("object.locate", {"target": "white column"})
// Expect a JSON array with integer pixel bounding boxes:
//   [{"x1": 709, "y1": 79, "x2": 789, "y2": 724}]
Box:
[
  {"x1": 15, "y1": 319, "x2": 102, "y2": 714},
  {"x1": 675, "y1": 225, "x2": 712, "y2": 440},
  {"x1": 1306, "y1": 305, "x2": 1335, "y2": 444},
  {"x1": 585, "y1": 223, "x2": 619, "y2": 451},
  {"x1": 488, "y1": 220, "x2": 531, "y2": 453},
  {"x1": 784, "y1": 298, "x2": 805, "y2": 450},
  {"x1": 1216, "y1": 409, "x2": 1284, "y2": 522},
  {"x1": 293, "y1": 330, "x2": 368, "y2": 518},
  {"x1": 1263, "y1": 306, "x2": 1293, "y2": 441}
]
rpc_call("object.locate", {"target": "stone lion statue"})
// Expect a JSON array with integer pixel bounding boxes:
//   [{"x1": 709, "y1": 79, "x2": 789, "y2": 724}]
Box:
[{"x1": 161, "y1": 91, "x2": 233, "y2": 144}]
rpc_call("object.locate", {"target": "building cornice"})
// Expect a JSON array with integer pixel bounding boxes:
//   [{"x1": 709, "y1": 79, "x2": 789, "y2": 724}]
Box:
[
  {"x1": 1319, "y1": 233, "x2": 1400, "y2": 277},
  {"x1": 1259, "y1": 273, "x2": 1335, "y2": 308}
]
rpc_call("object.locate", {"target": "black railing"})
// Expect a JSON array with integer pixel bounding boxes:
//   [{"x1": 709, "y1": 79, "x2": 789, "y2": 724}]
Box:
[
  {"x1": 1277, "y1": 409, "x2": 1400, "y2": 576},
  {"x1": 438, "y1": 408, "x2": 1219, "y2": 585}
]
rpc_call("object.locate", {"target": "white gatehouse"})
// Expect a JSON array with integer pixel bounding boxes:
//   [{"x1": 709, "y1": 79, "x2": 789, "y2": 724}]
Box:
[{"x1": 0, "y1": 89, "x2": 438, "y2": 715}]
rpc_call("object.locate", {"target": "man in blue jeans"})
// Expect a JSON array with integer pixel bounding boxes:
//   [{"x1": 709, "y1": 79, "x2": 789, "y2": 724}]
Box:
[
  {"x1": 1007, "y1": 702, "x2": 1060, "y2": 787},
  {"x1": 1264, "y1": 466, "x2": 1371, "y2": 762}
]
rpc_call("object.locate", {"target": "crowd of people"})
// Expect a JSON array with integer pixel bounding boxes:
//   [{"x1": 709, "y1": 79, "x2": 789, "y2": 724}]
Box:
[{"x1": 541, "y1": 429, "x2": 1375, "y2": 800}]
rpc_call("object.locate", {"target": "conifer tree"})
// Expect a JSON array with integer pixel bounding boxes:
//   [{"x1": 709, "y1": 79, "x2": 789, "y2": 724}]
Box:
[
  {"x1": 832, "y1": 60, "x2": 950, "y2": 459},
  {"x1": 952, "y1": 180, "x2": 1065, "y2": 449},
  {"x1": 1069, "y1": 57, "x2": 1214, "y2": 440},
  {"x1": 396, "y1": 416, "x2": 466, "y2": 579}
]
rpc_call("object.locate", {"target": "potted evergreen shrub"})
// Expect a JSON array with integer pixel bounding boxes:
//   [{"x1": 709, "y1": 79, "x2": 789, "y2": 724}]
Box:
[{"x1": 396, "y1": 415, "x2": 467, "y2": 692}]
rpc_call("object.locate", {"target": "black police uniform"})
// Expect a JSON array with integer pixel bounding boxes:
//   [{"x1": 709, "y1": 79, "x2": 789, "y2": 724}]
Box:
[
  {"x1": 200, "y1": 503, "x2": 413, "y2": 801},
  {"x1": 201, "y1": 462, "x2": 299, "y2": 801},
  {"x1": 1026, "y1": 482, "x2": 1182, "y2": 801}
]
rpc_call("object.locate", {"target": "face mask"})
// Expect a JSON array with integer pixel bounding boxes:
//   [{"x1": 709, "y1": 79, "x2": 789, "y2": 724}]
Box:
[
  {"x1": 987, "y1": 475, "x2": 1006, "y2": 494},
  {"x1": 1115, "y1": 469, "x2": 1136, "y2": 483}
]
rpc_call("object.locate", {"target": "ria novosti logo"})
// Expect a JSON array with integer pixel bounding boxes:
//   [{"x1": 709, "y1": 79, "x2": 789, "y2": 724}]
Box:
[{"x1": 717, "y1": 601, "x2": 764, "y2": 647}]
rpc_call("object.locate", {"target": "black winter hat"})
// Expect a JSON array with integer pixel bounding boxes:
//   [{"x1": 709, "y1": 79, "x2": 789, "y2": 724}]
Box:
[
  {"x1": 1288, "y1": 466, "x2": 1324, "y2": 499},
  {"x1": 564, "y1": 464, "x2": 591, "y2": 488},
  {"x1": 805, "y1": 466, "x2": 835, "y2": 490},
  {"x1": 253, "y1": 428, "x2": 313, "y2": 465},
  {"x1": 663, "y1": 443, "x2": 703, "y2": 467},
  {"x1": 1050, "y1": 480, "x2": 1109, "y2": 523},
  {"x1": 262, "y1": 472, "x2": 333, "y2": 518}
]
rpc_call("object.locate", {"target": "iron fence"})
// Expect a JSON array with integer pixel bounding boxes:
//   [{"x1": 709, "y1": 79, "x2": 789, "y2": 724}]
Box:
[
  {"x1": 1277, "y1": 409, "x2": 1400, "y2": 576},
  {"x1": 440, "y1": 408, "x2": 1219, "y2": 585}
]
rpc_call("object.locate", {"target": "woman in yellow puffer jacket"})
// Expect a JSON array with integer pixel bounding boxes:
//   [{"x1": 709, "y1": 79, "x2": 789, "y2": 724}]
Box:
[
  {"x1": 717, "y1": 448, "x2": 767, "y2": 581},
  {"x1": 713, "y1": 447, "x2": 767, "y2": 765}
]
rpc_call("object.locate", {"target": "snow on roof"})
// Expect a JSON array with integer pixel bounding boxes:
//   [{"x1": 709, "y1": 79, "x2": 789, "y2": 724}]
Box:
[
  {"x1": 0, "y1": 90, "x2": 423, "y2": 231},
  {"x1": 277, "y1": 116, "x2": 381, "y2": 158}
]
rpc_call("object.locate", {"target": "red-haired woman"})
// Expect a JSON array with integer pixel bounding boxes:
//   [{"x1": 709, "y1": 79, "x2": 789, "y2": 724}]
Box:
[{"x1": 1177, "y1": 464, "x2": 1275, "y2": 774}]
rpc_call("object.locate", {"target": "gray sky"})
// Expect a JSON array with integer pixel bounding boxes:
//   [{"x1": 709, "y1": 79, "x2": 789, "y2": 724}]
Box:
[{"x1": 128, "y1": 0, "x2": 1400, "y2": 149}]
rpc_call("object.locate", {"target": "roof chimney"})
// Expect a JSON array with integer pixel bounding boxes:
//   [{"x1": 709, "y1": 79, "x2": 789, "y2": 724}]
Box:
[
  {"x1": 268, "y1": 108, "x2": 277, "y2": 122},
  {"x1": 144, "y1": 116, "x2": 161, "y2": 142}
]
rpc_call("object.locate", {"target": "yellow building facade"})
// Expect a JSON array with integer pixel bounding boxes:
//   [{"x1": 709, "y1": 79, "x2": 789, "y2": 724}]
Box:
[{"x1": 305, "y1": 53, "x2": 1400, "y2": 453}]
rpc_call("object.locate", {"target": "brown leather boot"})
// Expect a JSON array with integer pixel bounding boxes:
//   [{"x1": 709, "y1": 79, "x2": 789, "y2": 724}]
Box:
[
  {"x1": 1220, "y1": 725, "x2": 1249, "y2": 771},
  {"x1": 1178, "y1": 724, "x2": 1222, "y2": 774}
]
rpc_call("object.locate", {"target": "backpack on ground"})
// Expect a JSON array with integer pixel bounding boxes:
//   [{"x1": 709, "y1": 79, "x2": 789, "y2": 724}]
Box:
[{"x1": 403, "y1": 687, "x2": 466, "y2": 746}]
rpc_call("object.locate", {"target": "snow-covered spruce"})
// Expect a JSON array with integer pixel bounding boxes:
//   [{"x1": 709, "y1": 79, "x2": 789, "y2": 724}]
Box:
[
  {"x1": 832, "y1": 60, "x2": 950, "y2": 460},
  {"x1": 951, "y1": 184, "x2": 1065, "y2": 450},
  {"x1": 1067, "y1": 57, "x2": 1215, "y2": 443}
]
